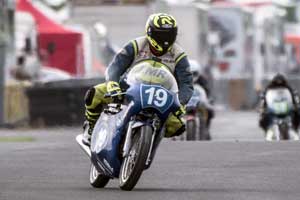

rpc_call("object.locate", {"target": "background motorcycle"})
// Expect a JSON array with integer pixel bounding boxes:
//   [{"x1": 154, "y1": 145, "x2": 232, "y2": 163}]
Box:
[
  {"x1": 184, "y1": 84, "x2": 212, "y2": 141},
  {"x1": 265, "y1": 88, "x2": 299, "y2": 141},
  {"x1": 76, "y1": 61, "x2": 181, "y2": 190}
]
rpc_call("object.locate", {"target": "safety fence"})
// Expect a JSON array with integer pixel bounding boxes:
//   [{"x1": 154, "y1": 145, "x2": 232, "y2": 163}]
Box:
[
  {"x1": 25, "y1": 78, "x2": 104, "y2": 127},
  {"x1": 4, "y1": 76, "x2": 300, "y2": 128}
]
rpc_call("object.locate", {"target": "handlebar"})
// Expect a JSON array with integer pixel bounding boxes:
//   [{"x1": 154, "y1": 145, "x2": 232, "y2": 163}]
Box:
[{"x1": 104, "y1": 92, "x2": 126, "y2": 99}]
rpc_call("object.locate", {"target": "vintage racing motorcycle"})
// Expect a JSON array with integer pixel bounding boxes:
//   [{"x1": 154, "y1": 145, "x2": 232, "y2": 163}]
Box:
[
  {"x1": 76, "y1": 61, "x2": 181, "y2": 190},
  {"x1": 265, "y1": 87, "x2": 300, "y2": 141},
  {"x1": 185, "y1": 84, "x2": 212, "y2": 141}
]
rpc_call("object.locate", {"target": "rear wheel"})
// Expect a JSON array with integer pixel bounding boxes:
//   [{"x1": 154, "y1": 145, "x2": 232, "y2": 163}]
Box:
[
  {"x1": 89, "y1": 163, "x2": 110, "y2": 188},
  {"x1": 119, "y1": 125, "x2": 153, "y2": 191},
  {"x1": 186, "y1": 120, "x2": 196, "y2": 141}
]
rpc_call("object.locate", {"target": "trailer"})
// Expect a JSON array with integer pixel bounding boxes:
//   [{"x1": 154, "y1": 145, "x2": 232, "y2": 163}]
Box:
[{"x1": 208, "y1": 3, "x2": 255, "y2": 79}]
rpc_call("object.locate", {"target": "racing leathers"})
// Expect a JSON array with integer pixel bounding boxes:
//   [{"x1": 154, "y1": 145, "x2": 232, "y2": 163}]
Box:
[{"x1": 83, "y1": 36, "x2": 193, "y2": 143}]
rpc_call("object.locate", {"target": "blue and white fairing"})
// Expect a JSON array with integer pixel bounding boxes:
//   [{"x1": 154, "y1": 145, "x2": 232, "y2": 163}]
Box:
[
  {"x1": 266, "y1": 88, "x2": 294, "y2": 116},
  {"x1": 186, "y1": 84, "x2": 208, "y2": 108},
  {"x1": 90, "y1": 61, "x2": 181, "y2": 178}
]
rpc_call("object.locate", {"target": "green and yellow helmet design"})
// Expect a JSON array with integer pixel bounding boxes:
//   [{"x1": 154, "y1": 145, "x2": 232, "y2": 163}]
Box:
[{"x1": 145, "y1": 13, "x2": 178, "y2": 55}]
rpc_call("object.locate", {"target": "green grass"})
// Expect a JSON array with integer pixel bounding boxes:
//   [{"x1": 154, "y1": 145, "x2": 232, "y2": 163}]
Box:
[{"x1": 0, "y1": 136, "x2": 36, "y2": 142}]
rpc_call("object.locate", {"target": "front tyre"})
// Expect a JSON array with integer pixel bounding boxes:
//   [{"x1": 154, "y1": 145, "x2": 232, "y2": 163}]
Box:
[
  {"x1": 186, "y1": 120, "x2": 196, "y2": 141},
  {"x1": 119, "y1": 125, "x2": 153, "y2": 191},
  {"x1": 198, "y1": 114, "x2": 210, "y2": 141},
  {"x1": 89, "y1": 163, "x2": 110, "y2": 188},
  {"x1": 279, "y1": 123, "x2": 289, "y2": 140}
]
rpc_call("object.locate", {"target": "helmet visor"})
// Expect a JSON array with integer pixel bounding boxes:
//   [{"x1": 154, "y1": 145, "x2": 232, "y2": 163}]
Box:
[{"x1": 150, "y1": 28, "x2": 177, "y2": 48}]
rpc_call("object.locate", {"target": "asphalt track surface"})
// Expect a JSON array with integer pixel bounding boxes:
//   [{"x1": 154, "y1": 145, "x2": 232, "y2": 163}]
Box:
[{"x1": 1, "y1": 111, "x2": 300, "y2": 200}]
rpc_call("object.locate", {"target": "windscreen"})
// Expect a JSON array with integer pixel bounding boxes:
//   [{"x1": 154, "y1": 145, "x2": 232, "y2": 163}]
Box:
[
  {"x1": 126, "y1": 61, "x2": 178, "y2": 93},
  {"x1": 266, "y1": 88, "x2": 293, "y2": 114}
]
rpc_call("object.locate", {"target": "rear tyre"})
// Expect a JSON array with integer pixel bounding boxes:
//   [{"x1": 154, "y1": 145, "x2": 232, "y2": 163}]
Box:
[
  {"x1": 186, "y1": 120, "x2": 196, "y2": 141},
  {"x1": 119, "y1": 125, "x2": 153, "y2": 191},
  {"x1": 89, "y1": 163, "x2": 110, "y2": 188}
]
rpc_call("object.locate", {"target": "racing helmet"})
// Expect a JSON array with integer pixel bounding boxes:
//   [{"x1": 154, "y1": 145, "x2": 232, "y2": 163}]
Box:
[
  {"x1": 271, "y1": 73, "x2": 287, "y2": 87},
  {"x1": 189, "y1": 59, "x2": 202, "y2": 83},
  {"x1": 145, "y1": 13, "x2": 178, "y2": 56}
]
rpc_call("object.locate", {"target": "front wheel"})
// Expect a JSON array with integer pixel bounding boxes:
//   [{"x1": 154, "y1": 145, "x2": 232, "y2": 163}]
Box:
[
  {"x1": 186, "y1": 120, "x2": 196, "y2": 141},
  {"x1": 279, "y1": 123, "x2": 289, "y2": 140},
  {"x1": 119, "y1": 125, "x2": 153, "y2": 191},
  {"x1": 198, "y1": 114, "x2": 210, "y2": 141},
  {"x1": 89, "y1": 163, "x2": 110, "y2": 188}
]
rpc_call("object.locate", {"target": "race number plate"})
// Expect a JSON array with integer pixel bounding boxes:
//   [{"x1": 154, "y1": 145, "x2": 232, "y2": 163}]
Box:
[{"x1": 140, "y1": 84, "x2": 174, "y2": 113}]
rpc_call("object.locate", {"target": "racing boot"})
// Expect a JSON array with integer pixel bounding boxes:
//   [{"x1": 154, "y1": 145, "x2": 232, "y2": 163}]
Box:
[{"x1": 82, "y1": 120, "x2": 94, "y2": 146}]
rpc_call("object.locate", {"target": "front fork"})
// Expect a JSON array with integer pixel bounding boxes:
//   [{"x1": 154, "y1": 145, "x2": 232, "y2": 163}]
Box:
[
  {"x1": 266, "y1": 119, "x2": 281, "y2": 141},
  {"x1": 266, "y1": 117, "x2": 299, "y2": 141},
  {"x1": 122, "y1": 120, "x2": 134, "y2": 157},
  {"x1": 122, "y1": 116, "x2": 162, "y2": 168}
]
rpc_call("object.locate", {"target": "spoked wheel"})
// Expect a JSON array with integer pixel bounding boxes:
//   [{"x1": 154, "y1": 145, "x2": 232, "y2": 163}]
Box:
[
  {"x1": 119, "y1": 125, "x2": 152, "y2": 191},
  {"x1": 89, "y1": 163, "x2": 110, "y2": 188},
  {"x1": 186, "y1": 120, "x2": 196, "y2": 141}
]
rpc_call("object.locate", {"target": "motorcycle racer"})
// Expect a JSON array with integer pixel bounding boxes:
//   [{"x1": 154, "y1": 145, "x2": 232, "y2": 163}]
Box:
[
  {"x1": 188, "y1": 59, "x2": 215, "y2": 129},
  {"x1": 258, "y1": 73, "x2": 300, "y2": 133},
  {"x1": 82, "y1": 13, "x2": 194, "y2": 146}
]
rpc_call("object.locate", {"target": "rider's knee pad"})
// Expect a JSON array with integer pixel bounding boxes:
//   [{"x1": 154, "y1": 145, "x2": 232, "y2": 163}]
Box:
[
  {"x1": 165, "y1": 115, "x2": 185, "y2": 137},
  {"x1": 84, "y1": 87, "x2": 96, "y2": 106},
  {"x1": 259, "y1": 116, "x2": 269, "y2": 131},
  {"x1": 172, "y1": 123, "x2": 186, "y2": 137}
]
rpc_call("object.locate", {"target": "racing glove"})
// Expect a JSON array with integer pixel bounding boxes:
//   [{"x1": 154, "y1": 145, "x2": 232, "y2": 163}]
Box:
[
  {"x1": 106, "y1": 81, "x2": 121, "y2": 95},
  {"x1": 170, "y1": 105, "x2": 186, "y2": 137},
  {"x1": 106, "y1": 81, "x2": 122, "y2": 101},
  {"x1": 175, "y1": 105, "x2": 186, "y2": 117}
]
